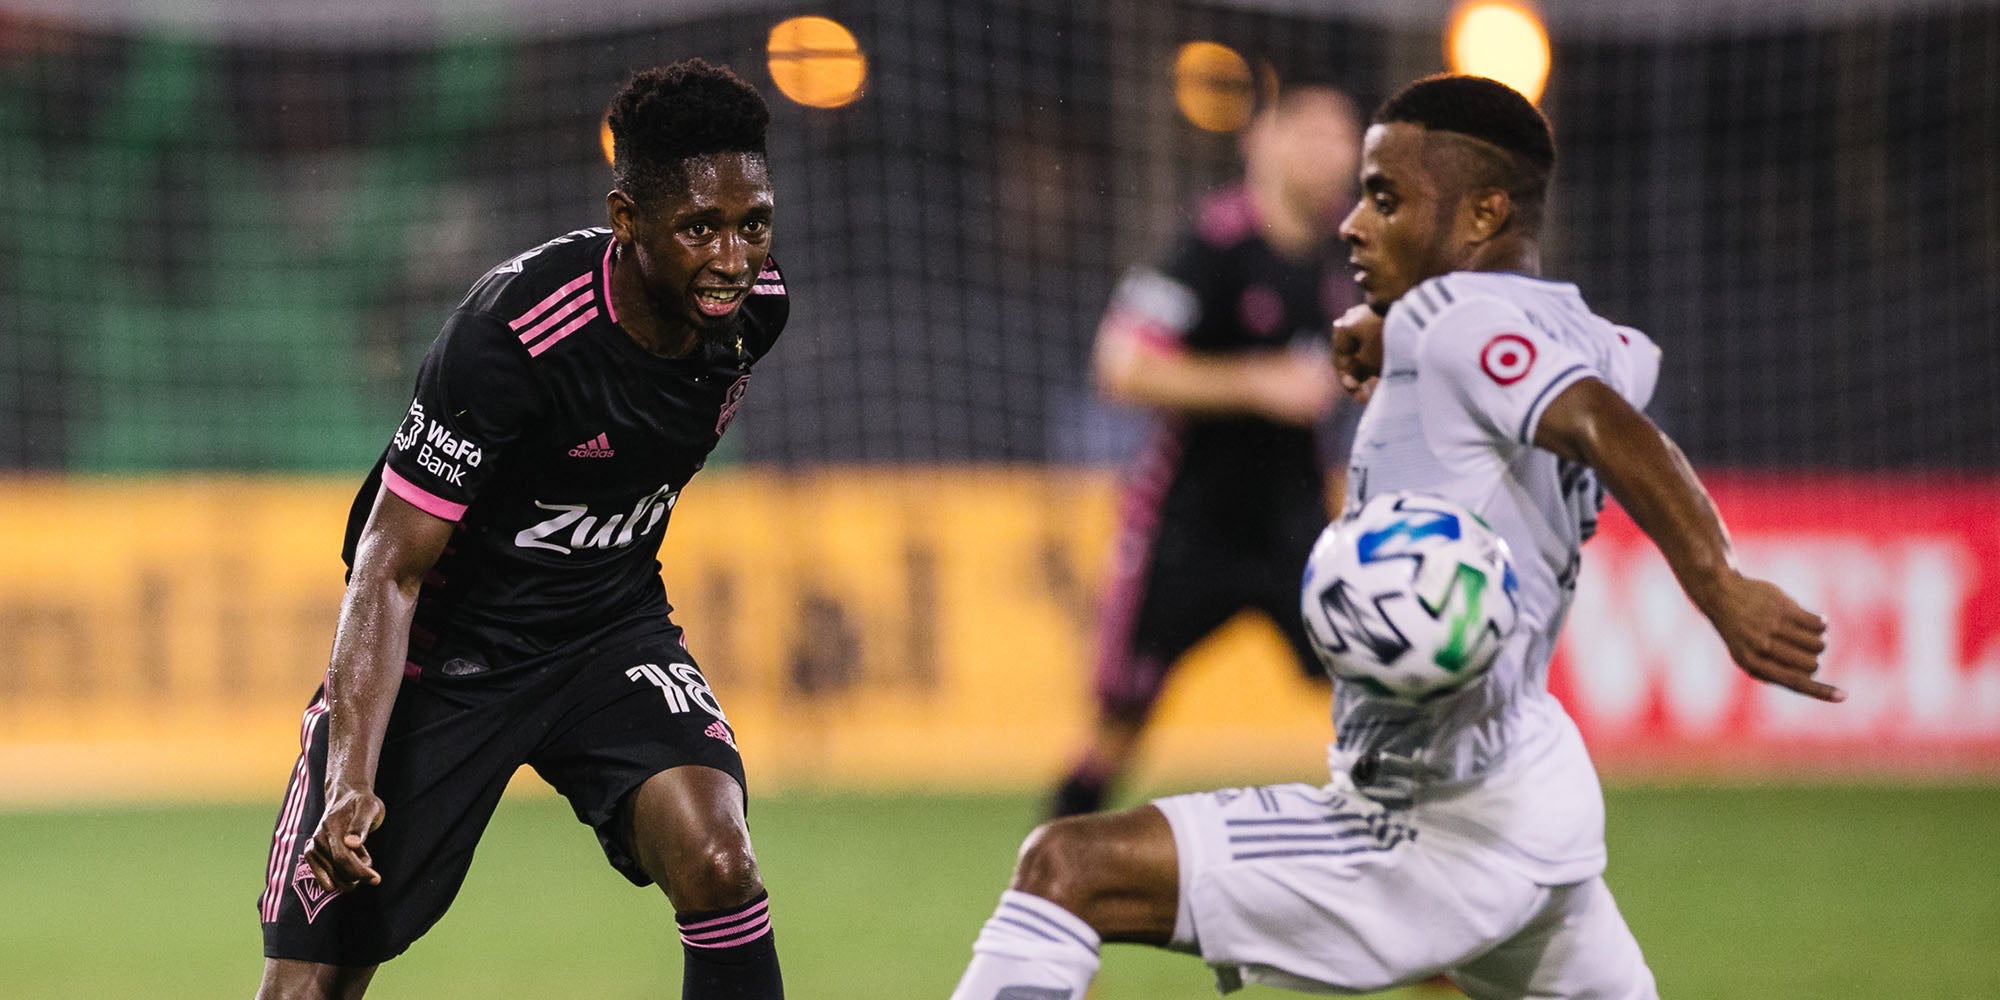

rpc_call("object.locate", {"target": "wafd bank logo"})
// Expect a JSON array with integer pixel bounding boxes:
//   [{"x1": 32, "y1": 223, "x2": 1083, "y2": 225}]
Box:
[
  {"x1": 392, "y1": 401, "x2": 485, "y2": 486},
  {"x1": 514, "y1": 482, "x2": 680, "y2": 555}
]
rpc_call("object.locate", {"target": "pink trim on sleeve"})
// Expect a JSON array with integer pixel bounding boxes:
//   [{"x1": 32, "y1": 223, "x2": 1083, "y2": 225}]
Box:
[
  {"x1": 1114, "y1": 316, "x2": 1186, "y2": 357},
  {"x1": 382, "y1": 465, "x2": 468, "y2": 522}
]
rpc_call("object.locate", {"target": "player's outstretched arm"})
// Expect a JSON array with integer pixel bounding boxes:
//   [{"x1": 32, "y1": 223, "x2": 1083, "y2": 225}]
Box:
[
  {"x1": 1094, "y1": 313, "x2": 1336, "y2": 426},
  {"x1": 1533, "y1": 378, "x2": 1844, "y2": 703},
  {"x1": 304, "y1": 487, "x2": 456, "y2": 894}
]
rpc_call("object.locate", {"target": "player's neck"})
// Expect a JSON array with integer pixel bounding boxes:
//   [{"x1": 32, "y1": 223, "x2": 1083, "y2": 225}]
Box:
[
  {"x1": 1462, "y1": 233, "x2": 1540, "y2": 277},
  {"x1": 608, "y1": 246, "x2": 700, "y2": 358}
]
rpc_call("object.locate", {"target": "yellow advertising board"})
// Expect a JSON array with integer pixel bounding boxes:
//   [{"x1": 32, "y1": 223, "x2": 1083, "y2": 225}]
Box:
[{"x1": 0, "y1": 471, "x2": 1333, "y2": 804}]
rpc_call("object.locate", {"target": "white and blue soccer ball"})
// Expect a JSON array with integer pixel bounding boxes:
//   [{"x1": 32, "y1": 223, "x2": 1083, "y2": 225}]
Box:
[{"x1": 1300, "y1": 491, "x2": 1522, "y2": 703}]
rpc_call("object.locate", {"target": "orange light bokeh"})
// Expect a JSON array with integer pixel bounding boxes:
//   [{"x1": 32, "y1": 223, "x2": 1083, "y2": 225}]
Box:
[
  {"x1": 1446, "y1": 1, "x2": 1551, "y2": 105},
  {"x1": 1173, "y1": 41, "x2": 1255, "y2": 133},
  {"x1": 767, "y1": 16, "x2": 868, "y2": 109}
]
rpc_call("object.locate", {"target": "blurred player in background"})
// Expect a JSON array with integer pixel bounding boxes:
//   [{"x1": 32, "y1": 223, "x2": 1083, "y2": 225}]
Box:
[
  {"x1": 256, "y1": 60, "x2": 787, "y2": 999},
  {"x1": 951, "y1": 74, "x2": 1843, "y2": 999},
  {"x1": 1047, "y1": 82, "x2": 1363, "y2": 819}
]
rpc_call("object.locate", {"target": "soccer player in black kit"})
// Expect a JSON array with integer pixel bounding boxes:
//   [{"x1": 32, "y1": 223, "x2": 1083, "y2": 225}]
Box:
[
  {"x1": 254, "y1": 61, "x2": 786, "y2": 999},
  {"x1": 1048, "y1": 83, "x2": 1364, "y2": 818}
]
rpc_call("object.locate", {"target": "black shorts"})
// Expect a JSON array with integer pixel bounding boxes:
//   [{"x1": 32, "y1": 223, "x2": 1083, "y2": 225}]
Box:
[
  {"x1": 1093, "y1": 509, "x2": 1329, "y2": 721},
  {"x1": 257, "y1": 619, "x2": 746, "y2": 966}
]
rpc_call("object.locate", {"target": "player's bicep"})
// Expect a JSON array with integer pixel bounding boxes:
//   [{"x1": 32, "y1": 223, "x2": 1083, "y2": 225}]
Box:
[
  {"x1": 1095, "y1": 264, "x2": 1202, "y2": 396},
  {"x1": 351, "y1": 484, "x2": 458, "y2": 590},
  {"x1": 1531, "y1": 376, "x2": 1655, "y2": 469}
]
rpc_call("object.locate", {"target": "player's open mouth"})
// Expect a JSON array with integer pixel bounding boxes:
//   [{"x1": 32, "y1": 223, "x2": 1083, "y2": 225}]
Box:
[{"x1": 693, "y1": 287, "x2": 747, "y2": 317}]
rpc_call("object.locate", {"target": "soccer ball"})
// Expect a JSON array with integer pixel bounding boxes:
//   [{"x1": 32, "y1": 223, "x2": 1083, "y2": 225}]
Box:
[{"x1": 1300, "y1": 491, "x2": 1521, "y2": 702}]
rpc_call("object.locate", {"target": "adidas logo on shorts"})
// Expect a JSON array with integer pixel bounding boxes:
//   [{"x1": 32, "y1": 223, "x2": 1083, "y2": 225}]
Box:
[{"x1": 568, "y1": 432, "x2": 614, "y2": 458}]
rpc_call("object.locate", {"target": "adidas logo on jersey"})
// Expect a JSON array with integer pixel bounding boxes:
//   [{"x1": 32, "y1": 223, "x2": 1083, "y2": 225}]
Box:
[{"x1": 568, "y1": 432, "x2": 615, "y2": 458}]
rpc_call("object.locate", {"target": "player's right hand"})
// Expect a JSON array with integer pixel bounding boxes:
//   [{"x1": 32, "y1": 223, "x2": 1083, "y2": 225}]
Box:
[
  {"x1": 1703, "y1": 571, "x2": 1845, "y2": 703},
  {"x1": 304, "y1": 783, "x2": 387, "y2": 894}
]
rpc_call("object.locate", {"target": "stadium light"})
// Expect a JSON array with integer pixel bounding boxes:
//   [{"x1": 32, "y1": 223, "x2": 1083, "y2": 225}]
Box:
[
  {"x1": 766, "y1": 16, "x2": 868, "y2": 109},
  {"x1": 1446, "y1": 0, "x2": 1551, "y2": 105},
  {"x1": 1173, "y1": 41, "x2": 1255, "y2": 133},
  {"x1": 600, "y1": 116, "x2": 615, "y2": 166}
]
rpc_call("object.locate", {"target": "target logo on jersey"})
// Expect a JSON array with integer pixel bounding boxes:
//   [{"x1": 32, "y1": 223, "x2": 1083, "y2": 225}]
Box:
[{"x1": 1479, "y1": 333, "x2": 1537, "y2": 385}]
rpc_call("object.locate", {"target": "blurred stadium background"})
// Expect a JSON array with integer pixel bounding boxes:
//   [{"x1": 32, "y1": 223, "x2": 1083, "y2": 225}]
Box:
[{"x1": 1, "y1": 0, "x2": 1997, "y2": 997}]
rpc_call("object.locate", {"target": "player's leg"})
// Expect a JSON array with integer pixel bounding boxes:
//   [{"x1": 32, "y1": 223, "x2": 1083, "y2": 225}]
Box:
[
  {"x1": 1261, "y1": 567, "x2": 1462, "y2": 1000},
  {"x1": 1050, "y1": 711, "x2": 1148, "y2": 819},
  {"x1": 627, "y1": 764, "x2": 783, "y2": 1000},
  {"x1": 1260, "y1": 562, "x2": 1334, "y2": 686},
  {"x1": 950, "y1": 804, "x2": 1181, "y2": 1000},
  {"x1": 256, "y1": 676, "x2": 538, "y2": 999},
  {"x1": 530, "y1": 626, "x2": 779, "y2": 999},
  {"x1": 1261, "y1": 491, "x2": 1335, "y2": 686},
  {"x1": 1050, "y1": 539, "x2": 1235, "y2": 818},
  {"x1": 254, "y1": 959, "x2": 376, "y2": 1000},
  {"x1": 1448, "y1": 876, "x2": 1658, "y2": 1000},
  {"x1": 1261, "y1": 504, "x2": 1481, "y2": 994}
]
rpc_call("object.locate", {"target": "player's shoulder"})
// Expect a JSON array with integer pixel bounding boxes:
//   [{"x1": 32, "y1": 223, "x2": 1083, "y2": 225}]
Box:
[
  {"x1": 1193, "y1": 184, "x2": 1260, "y2": 250},
  {"x1": 740, "y1": 254, "x2": 790, "y2": 359},
  {"x1": 750, "y1": 254, "x2": 788, "y2": 310},
  {"x1": 1399, "y1": 272, "x2": 1552, "y2": 326},
  {"x1": 1399, "y1": 271, "x2": 1634, "y2": 348},
  {"x1": 1386, "y1": 274, "x2": 1531, "y2": 348},
  {"x1": 458, "y1": 228, "x2": 614, "y2": 321},
  {"x1": 1402, "y1": 271, "x2": 1664, "y2": 405}
]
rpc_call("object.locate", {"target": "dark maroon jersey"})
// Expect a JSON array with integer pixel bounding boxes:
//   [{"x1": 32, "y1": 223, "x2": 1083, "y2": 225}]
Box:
[{"x1": 342, "y1": 228, "x2": 788, "y2": 675}]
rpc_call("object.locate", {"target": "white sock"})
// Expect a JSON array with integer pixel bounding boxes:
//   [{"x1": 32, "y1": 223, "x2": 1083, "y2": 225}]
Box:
[{"x1": 948, "y1": 890, "x2": 1102, "y2": 1000}]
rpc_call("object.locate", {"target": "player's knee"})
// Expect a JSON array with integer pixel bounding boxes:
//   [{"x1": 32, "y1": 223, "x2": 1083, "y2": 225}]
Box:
[
  {"x1": 666, "y1": 836, "x2": 764, "y2": 912},
  {"x1": 1010, "y1": 817, "x2": 1109, "y2": 915},
  {"x1": 255, "y1": 958, "x2": 376, "y2": 1000}
]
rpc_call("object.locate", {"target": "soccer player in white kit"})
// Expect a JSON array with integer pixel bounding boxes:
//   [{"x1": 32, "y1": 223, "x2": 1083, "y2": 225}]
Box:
[{"x1": 947, "y1": 74, "x2": 1845, "y2": 1000}]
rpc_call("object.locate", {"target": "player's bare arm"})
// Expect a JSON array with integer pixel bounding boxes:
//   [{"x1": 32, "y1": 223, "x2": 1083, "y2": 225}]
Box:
[
  {"x1": 1094, "y1": 314, "x2": 1336, "y2": 427},
  {"x1": 1533, "y1": 378, "x2": 1844, "y2": 703},
  {"x1": 304, "y1": 487, "x2": 456, "y2": 893}
]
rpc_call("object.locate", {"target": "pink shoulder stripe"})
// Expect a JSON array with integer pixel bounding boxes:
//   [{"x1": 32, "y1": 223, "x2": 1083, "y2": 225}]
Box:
[
  {"x1": 509, "y1": 271, "x2": 595, "y2": 330},
  {"x1": 601, "y1": 241, "x2": 620, "y2": 325},
  {"x1": 1197, "y1": 185, "x2": 1258, "y2": 247},
  {"x1": 382, "y1": 465, "x2": 468, "y2": 521},
  {"x1": 516, "y1": 289, "x2": 592, "y2": 345},
  {"x1": 526, "y1": 305, "x2": 599, "y2": 357}
]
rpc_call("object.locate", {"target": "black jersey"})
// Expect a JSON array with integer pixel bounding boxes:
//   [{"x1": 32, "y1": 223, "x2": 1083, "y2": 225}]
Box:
[
  {"x1": 342, "y1": 228, "x2": 788, "y2": 674},
  {"x1": 1107, "y1": 186, "x2": 1356, "y2": 541}
]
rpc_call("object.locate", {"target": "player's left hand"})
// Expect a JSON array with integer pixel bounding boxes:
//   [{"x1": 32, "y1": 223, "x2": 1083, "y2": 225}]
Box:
[
  {"x1": 1703, "y1": 571, "x2": 1844, "y2": 703},
  {"x1": 1331, "y1": 304, "x2": 1383, "y2": 403}
]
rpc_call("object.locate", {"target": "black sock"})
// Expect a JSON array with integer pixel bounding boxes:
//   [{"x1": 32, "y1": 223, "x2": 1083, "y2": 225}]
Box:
[
  {"x1": 677, "y1": 890, "x2": 783, "y2": 999},
  {"x1": 1049, "y1": 771, "x2": 1107, "y2": 818}
]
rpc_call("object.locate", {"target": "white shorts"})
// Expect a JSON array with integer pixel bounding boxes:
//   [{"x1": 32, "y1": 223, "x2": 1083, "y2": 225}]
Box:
[{"x1": 1153, "y1": 781, "x2": 1657, "y2": 998}]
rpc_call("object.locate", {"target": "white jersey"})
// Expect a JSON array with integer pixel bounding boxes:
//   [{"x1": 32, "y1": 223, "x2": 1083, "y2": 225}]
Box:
[{"x1": 1340, "y1": 270, "x2": 1661, "y2": 885}]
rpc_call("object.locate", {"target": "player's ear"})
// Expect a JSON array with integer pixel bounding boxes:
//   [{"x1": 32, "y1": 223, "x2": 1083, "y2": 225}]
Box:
[
  {"x1": 607, "y1": 188, "x2": 640, "y2": 243},
  {"x1": 1466, "y1": 187, "x2": 1512, "y2": 242}
]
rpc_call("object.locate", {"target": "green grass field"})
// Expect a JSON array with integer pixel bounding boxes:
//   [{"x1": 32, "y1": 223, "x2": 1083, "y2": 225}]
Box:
[{"x1": 4, "y1": 784, "x2": 1997, "y2": 998}]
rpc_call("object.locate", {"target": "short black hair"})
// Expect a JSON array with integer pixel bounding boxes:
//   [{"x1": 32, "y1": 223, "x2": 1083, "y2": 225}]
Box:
[
  {"x1": 1374, "y1": 74, "x2": 1554, "y2": 233},
  {"x1": 607, "y1": 58, "x2": 770, "y2": 208}
]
